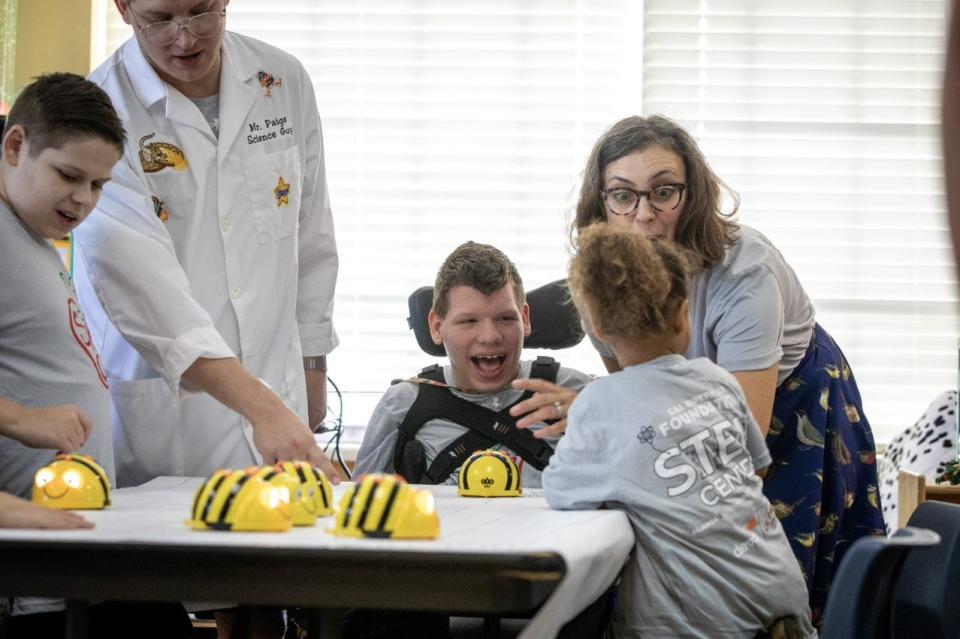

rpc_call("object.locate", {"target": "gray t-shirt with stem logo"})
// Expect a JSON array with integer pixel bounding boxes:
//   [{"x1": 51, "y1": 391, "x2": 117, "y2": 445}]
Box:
[{"x1": 543, "y1": 354, "x2": 814, "y2": 639}]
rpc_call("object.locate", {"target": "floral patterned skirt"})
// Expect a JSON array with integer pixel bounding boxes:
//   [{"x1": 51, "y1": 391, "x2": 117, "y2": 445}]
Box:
[{"x1": 764, "y1": 323, "x2": 886, "y2": 626}]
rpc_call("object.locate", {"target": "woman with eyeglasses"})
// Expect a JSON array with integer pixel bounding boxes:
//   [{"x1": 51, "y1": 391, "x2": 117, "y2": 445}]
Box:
[{"x1": 511, "y1": 114, "x2": 884, "y2": 624}]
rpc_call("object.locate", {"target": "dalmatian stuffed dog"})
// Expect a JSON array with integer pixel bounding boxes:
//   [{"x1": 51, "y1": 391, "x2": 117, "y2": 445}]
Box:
[{"x1": 878, "y1": 390, "x2": 957, "y2": 533}]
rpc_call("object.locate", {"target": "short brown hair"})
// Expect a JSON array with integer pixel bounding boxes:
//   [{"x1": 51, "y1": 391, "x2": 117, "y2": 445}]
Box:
[
  {"x1": 568, "y1": 224, "x2": 690, "y2": 340},
  {"x1": 432, "y1": 241, "x2": 525, "y2": 318},
  {"x1": 573, "y1": 114, "x2": 738, "y2": 271},
  {"x1": 3, "y1": 73, "x2": 126, "y2": 156}
]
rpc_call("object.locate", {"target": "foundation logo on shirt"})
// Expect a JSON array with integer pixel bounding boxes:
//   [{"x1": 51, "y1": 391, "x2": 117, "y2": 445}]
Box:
[
  {"x1": 138, "y1": 133, "x2": 189, "y2": 173},
  {"x1": 273, "y1": 176, "x2": 290, "y2": 207},
  {"x1": 639, "y1": 387, "x2": 757, "y2": 507},
  {"x1": 68, "y1": 298, "x2": 108, "y2": 389},
  {"x1": 258, "y1": 70, "x2": 282, "y2": 96},
  {"x1": 151, "y1": 196, "x2": 170, "y2": 223}
]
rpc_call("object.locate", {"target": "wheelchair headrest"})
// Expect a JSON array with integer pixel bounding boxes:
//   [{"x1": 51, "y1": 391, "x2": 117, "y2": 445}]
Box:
[{"x1": 406, "y1": 279, "x2": 585, "y2": 357}]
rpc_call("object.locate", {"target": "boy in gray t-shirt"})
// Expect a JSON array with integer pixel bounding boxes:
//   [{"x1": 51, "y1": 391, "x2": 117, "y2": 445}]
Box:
[
  {"x1": 0, "y1": 73, "x2": 126, "y2": 505},
  {"x1": 544, "y1": 225, "x2": 814, "y2": 639},
  {"x1": 356, "y1": 241, "x2": 591, "y2": 487},
  {"x1": 0, "y1": 71, "x2": 202, "y2": 639},
  {"x1": 0, "y1": 74, "x2": 129, "y2": 620}
]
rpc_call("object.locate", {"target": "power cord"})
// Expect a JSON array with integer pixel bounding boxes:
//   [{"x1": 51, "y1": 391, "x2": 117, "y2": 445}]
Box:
[{"x1": 317, "y1": 375, "x2": 351, "y2": 480}]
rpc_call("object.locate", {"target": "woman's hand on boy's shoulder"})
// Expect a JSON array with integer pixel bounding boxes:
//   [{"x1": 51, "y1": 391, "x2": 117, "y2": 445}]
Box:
[
  {"x1": 0, "y1": 404, "x2": 92, "y2": 453},
  {"x1": 0, "y1": 492, "x2": 93, "y2": 529},
  {"x1": 509, "y1": 379, "x2": 579, "y2": 438}
]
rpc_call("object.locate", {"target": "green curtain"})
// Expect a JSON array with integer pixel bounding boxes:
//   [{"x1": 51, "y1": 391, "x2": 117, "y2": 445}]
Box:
[{"x1": 0, "y1": 0, "x2": 16, "y2": 113}]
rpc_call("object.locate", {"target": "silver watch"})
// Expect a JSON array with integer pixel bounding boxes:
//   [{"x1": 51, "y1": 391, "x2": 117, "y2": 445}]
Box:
[{"x1": 303, "y1": 355, "x2": 327, "y2": 371}]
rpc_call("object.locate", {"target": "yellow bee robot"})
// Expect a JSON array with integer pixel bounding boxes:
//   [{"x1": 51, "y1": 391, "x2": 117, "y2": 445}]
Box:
[
  {"x1": 254, "y1": 462, "x2": 334, "y2": 526},
  {"x1": 458, "y1": 450, "x2": 522, "y2": 498},
  {"x1": 188, "y1": 467, "x2": 292, "y2": 532},
  {"x1": 32, "y1": 454, "x2": 111, "y2": 510},
  {"x1": 332, "y1": 474, "x2": 438, "y2": 540}
]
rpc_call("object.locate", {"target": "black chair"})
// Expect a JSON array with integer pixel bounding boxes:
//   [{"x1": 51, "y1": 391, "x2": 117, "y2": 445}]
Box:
[
  {"x1": 406, "y1": 279, "x2": 584, "y2": 356},
  {"x1": 892, "y1": 501, "x2": 960, "y2": 638},
  {"x1": 819, "y1": 526, "x2": 940, "y2": 639}
]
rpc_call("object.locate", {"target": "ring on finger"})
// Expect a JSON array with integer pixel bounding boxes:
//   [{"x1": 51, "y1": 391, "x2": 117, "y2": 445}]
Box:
[{"x1": 553, "y1": 400, "x2": 564, "y2": 419}]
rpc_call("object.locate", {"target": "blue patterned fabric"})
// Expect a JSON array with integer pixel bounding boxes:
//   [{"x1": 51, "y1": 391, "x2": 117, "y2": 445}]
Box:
[{"x1": 764, "y1": 323, "x2": 886, "y2": 626}]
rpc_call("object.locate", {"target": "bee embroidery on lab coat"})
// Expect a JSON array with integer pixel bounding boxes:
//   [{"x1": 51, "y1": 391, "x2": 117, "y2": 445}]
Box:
[{"x1": 258, "y1": 70, "x2": 282, "y2": 96}]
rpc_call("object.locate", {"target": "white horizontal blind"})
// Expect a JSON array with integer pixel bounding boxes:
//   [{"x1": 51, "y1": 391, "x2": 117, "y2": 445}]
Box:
[
  {"x1": 644, "y1": 0, "x2": 955, "y2": 441},
  {"x1": 96, "y1": 1, "x2": 644, "y2": 437},
  {"x1": 96, "y1": 2, "x2": 952, "y2": 442}
]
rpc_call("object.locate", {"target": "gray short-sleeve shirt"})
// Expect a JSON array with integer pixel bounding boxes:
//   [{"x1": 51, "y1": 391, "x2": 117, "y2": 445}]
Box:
[
  {"x1": 355, "y1": 360, "x2": 592, "y2": 488},
  {"x1": 0, "y1": 203, "x2": 114, "y2": 499},
  {"x1": 0, "y1": 204, "x2": 116, "y2": 617},
  {"x1": 543, "y1": 355, "x2": 814, "y2": 638}
]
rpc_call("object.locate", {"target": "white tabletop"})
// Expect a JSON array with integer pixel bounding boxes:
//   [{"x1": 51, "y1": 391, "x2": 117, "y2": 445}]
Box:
[{"x1": 0, "y1": 477, "x2": 633, "y2": 639}]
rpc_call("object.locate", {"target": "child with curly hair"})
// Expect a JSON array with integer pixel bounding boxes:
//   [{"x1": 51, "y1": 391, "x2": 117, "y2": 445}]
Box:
[{"x1": 542, "y1": 224, "x2": 815, "y2": 639}]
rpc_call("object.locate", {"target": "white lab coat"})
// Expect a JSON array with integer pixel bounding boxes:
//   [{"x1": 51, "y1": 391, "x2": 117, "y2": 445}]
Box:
[{"x1": 74, "y1": 33, "x2": 339, "y2": 487}]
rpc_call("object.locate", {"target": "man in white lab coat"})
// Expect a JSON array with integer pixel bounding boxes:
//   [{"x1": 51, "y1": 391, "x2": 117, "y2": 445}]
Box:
[{"x1": 74, "y1": 0, "x2": 341, "y2": 487}]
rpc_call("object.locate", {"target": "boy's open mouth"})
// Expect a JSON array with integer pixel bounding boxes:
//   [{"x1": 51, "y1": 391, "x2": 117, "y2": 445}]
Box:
[
  {"x1": 471, "y1": 353, "x2": 506, "y2": 377},
  {"x1": 57, "y1": 210, "x2": 79, "y2": 223}
]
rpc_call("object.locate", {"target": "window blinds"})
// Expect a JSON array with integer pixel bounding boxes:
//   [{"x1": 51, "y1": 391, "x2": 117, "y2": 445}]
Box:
[
  {"x1": 95, "y1": 0, "x2": 952, "y2": 441},
  {"x1": 642, "y1": 0, "x2": 954, "y2": 441},
  {"x1": 96, "y1": 1, "x2": 643, "y2": 437}
]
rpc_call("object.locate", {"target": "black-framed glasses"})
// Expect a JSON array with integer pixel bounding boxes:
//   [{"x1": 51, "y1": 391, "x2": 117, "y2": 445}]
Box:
[
  {"x1": 128, "y1": 7, "x2": 226, "y2": 46},
  {"x1": 601, "y1": 183, "x2": 686, "y2": 216}
]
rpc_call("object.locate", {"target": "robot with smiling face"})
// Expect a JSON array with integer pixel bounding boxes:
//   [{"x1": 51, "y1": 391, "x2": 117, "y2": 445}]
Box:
[{"x1": 32, "y1": 454, "x2": 112, "y2": 510}]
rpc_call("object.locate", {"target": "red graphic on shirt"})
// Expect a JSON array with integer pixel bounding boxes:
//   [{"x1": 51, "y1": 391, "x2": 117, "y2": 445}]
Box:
[{"x1": 68, "y1": 298, "x2": 107, "y2": 388}]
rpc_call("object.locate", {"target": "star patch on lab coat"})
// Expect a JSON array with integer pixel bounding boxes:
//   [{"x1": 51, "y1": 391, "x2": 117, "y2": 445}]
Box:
[
  {"x1": 273, "y1": 177, "x2": 290, "y2": 208},
  {"x1": 138, "y1": 133, "x2": 188, "y2": 173},
  {"x1": 258, "y1": 70, "x2": 282, "y2": 97}
]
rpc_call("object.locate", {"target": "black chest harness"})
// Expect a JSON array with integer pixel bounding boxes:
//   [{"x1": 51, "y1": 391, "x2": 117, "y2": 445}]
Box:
[{"x1": 393, "y1": 356, "x2": 560, "y2": 484}]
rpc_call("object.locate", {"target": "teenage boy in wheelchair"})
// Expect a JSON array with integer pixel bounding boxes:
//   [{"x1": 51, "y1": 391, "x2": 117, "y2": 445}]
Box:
[{"x1": 355, "y1": 241, "x2": 592, "y2": 488}]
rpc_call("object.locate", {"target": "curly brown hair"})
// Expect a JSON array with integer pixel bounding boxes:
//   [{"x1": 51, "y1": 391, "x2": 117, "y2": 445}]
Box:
[
  {"x1": 432, "y1": 241, "x2": 525, "y2": 318},
  {"x1": 568, "y1": 224, "x2": 690, "y2": 340},
  {"x1": 573, "y1": 114, "x2": 738, "y2": 271}
]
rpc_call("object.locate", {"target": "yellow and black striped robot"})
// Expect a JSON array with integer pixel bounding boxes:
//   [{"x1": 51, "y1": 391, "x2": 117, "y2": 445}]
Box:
[
  {"x1": 188, "y1": 467, "x2": 292, "y2": 532},
  {"x1": 332, "y1": 473, "x2": 439, "y2": 539}
]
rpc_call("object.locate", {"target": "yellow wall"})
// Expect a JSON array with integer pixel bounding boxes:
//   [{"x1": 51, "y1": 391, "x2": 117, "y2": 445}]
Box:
[{"x1": 14, "y1": 0, "x2": 93, "y2": 91}]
